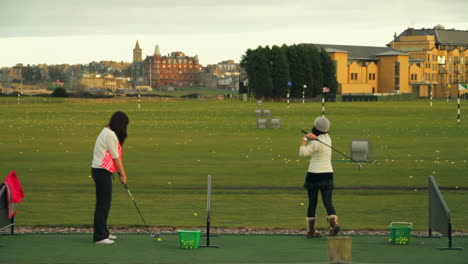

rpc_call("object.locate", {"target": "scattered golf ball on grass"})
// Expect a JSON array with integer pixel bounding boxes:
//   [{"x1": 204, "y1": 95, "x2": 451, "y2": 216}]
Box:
[
  {"x1": 156, "y1": 237, "x2": 162, "y2": 242},
  {"x1": 193, "y1": 213, "x2": 198, "y2": 216}
]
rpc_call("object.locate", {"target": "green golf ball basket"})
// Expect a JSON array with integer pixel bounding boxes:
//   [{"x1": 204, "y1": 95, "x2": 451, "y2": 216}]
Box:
[
  {"x1": 388, "y1": 222, "x2": 412, "y2": 245},
  {"x1": 178, "y1": 229, "x2": 201, "y2": 249}
]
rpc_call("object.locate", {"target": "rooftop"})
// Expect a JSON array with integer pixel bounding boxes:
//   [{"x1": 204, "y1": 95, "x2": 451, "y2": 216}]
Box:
[
  {"x1": 313, "y1": 44, "x2": 405, "y2": 60},
  {"x1": 392, "y1": 27, "x2": 468, "y2": 46}
]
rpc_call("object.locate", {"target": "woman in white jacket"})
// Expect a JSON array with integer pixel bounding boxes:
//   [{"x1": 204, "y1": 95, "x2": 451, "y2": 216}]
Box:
[{"x1": 300, "y1": 116, "x2": 340, "y2": 238}]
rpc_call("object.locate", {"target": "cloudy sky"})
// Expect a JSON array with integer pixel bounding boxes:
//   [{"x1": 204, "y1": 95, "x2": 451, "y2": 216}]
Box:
[{"x1": 1, "y1": 0, "x2": 467, "y2": 67}]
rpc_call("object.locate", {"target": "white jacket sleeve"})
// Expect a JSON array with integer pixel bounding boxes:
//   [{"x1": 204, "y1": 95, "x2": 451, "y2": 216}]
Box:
[{"x1": 299, "y1": 141, "x2": 318, "y2": 157}]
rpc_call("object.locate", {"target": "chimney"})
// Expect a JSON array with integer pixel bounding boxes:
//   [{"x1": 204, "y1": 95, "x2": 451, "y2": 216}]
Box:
[{"x1": 407, "y1": 28, "x2": 415, "y2": 36}]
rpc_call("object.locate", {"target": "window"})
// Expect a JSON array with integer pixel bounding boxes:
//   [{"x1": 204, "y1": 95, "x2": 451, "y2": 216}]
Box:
[
  {"x1": 368, "y1": 73, "x2": 376, "y2": 80},
  {"x1": 351, "y1": 73, "x2": 358, "y2": 80},
  {"x1": 394, "y1": 62, "x2": 400, "y2": 90}
]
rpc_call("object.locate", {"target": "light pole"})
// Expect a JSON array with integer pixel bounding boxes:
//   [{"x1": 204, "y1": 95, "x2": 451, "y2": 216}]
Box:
[{"x1": 302, "y1": 84, "x2": 307, "y2": 104}]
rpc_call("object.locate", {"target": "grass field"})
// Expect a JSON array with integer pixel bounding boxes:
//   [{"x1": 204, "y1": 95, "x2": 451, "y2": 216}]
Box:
[{"x1": 0, "y1": 98, "x2": 467, "y2": 231}]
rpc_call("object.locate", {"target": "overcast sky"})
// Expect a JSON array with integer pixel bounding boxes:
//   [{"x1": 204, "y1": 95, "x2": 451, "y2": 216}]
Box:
[{"x1": 1, "y1": 0, "x2": 467, "y2": 67}]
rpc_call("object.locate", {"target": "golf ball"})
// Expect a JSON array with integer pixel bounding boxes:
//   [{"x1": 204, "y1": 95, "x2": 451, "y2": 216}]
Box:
[
  {"x1": 193, "y1": 213, "x2": 198, "y2": 216},
  {"x1": 156, "y1": 238, "x2": 162, "y2": 242},
  {"x1": 300, "y1": 203, "x2": 304, "y2": 206}
]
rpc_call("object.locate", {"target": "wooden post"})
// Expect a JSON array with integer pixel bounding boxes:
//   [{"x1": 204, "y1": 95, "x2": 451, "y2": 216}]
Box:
[{"x1": 328, "y1": 237, "x2": 352, "y2": 264}]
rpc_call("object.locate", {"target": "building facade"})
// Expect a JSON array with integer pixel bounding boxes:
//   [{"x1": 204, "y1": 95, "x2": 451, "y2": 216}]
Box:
[
  {"x1": 200, "y1": 60, "x2": 241, "y2": 91},
  {"x1": 314, "y1": 26, "x2": 468, "y2": 98},
  {"x1": 315, "y1": 44, "x2": 411, "y2": 94},
  {"x1": 141, "y1": 44, "x2": 201, "y2": 89},
  {"x1": 389, "y1": 26, "x2": 468, "y2": 98},
  {"x1": 78, "y1": 73, "x2": 132, "y2": 92}
]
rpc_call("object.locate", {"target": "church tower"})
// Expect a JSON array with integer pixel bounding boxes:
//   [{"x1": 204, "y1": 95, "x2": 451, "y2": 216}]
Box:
[{"x1": 133, "y1": 41, "x2": 142, "y2": 62}]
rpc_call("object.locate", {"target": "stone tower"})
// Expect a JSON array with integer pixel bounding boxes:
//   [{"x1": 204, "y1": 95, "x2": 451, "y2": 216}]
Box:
[
  {"x1": 154, "y1": 44, "x2": 161, "y2": 56},
  {"x1": 133, "y1": 40, "x2": 142, "y2": 62}
]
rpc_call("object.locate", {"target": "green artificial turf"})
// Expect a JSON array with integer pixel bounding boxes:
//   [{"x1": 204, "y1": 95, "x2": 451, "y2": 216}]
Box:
[
  {"x1": 0, "y1": 98, "x2": 467, "y2": 230},
  {"x1": 1, "y1": 233, "x2": 467, "y2": 263}
]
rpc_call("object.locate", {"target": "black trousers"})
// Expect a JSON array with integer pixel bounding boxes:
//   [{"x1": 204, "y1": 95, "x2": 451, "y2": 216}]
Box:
[
  {"x1": 92, "y1": 168, "x2": 112, "y2": 242},
  {"x1": 306, "y1": 185, "x2": 336, "y2": 218}
]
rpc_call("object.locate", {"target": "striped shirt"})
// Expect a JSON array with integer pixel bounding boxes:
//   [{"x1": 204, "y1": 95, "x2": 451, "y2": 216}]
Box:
[{"x1": 91, "y1": 127, "x2": 122, "y2": 173}]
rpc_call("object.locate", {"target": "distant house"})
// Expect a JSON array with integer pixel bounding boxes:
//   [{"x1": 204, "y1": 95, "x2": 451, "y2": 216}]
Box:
[
  {"x1": 79, "y1": 73, "x2": 132, "y2": 92},
  {"x1": 53, "y1": 80, "x2": 64, "y2": 88},
  {"x1": 200, "y1": 60, "x2": 241, "y2": 91}
]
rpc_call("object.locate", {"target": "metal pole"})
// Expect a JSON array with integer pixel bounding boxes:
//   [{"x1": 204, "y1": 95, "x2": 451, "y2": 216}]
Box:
[
  {"x1": 287, "y1": 90, "x2": 290, "y2": 109},
  {"x1": 457, "y1": 90, "x2": 461, "y2": 124},
  {"x1": 138, "y1": 93, "x2": 141, "y2": 109},
  {"x1": 206, "y1": 174, "x2": 211, "y2": 246},
  {"x1": 200, "y1": 174, "x2": 220, "y2": 248},
  {"x1": 322, "y1": 95, "x2": 325, "y2": 116},
  {"x1": 430, "y1": 85, "x2": 433, "y2": 107},
  {"x1": 302, "y1": 84, "x2": 306, "y2": 104}
]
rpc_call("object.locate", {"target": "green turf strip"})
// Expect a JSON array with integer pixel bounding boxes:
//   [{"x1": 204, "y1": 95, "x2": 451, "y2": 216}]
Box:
[{"x1": 0, "y1": 234, "x2": 466, "y2": 263}]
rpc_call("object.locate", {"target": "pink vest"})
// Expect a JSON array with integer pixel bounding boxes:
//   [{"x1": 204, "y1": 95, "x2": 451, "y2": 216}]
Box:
[{"x1": 100, "y1": 143, "x2": 122, "y2": 173}]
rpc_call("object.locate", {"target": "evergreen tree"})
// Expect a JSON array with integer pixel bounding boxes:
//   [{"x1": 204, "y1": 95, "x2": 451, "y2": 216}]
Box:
[
  {"x1": 52, "y1": 87, "x2": 68, "y2": 97},
  {"x1": 241, "y1": 47, "x2": 273, "y2": 98},
  {"x1": 306, "y1": 45, "x2": 324, "y2": 97},
  {"x1": 286, "y1": 45, "x2": 306, "y2": 98},
  {"x1": 269, "y1": 45, "x2": 290, "y2": 98},
  {"x1": 21, "y1": 65, "x2": 42, "y2": 84},
  {"x1": 49, "y1": 66, "x2": 66, "y2": 82}
]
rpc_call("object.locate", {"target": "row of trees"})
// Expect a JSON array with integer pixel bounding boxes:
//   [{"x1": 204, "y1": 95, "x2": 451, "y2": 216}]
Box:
[{"x1": 240, "y1": 44, "x2": 338, "y2": 98}]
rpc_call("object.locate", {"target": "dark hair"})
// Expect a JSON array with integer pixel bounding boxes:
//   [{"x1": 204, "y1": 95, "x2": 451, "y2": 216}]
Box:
[
  {"x1": 312, "y1": 127, "x2": 328, "y2": 136},
  {"x1": 108, "y1": 111, "x2": 129, "y2": 145}
]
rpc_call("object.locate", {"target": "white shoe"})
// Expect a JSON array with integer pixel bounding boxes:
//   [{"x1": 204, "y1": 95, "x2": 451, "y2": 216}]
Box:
[
  {"x1": 108, "y1": 234, "x2": 117, "y2": 240},
  {"x1": 95, "y1": 238, "x2": 115, "y2": 244}
]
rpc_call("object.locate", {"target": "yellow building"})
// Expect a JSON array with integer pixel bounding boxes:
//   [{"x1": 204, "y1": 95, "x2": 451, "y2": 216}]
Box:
[
  {"x1": 313, "y1": 27, "x2": 468, "y2": 98},
  {"x1": 389, "y1": 26, "x2": 468, "y2": 98},
  {"x1": 80, "y1": 73, "x2": 132, "y2": 92},
  {"x1": 315, "y1": 44, "x2": 411, "y2": 94}
]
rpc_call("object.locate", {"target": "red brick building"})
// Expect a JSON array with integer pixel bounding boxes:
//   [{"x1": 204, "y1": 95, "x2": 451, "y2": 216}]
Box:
[{"x1": 141, "y1": 44, "x2": 201, "y2": 89}]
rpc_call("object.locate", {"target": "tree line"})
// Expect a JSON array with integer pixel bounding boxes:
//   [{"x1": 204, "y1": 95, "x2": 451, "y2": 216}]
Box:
[{"x1": 240, "y1": 44, "x2": 338, "y2": 99}]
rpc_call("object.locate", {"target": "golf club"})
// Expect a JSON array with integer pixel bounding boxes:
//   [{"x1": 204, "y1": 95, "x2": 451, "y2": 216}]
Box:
[
  {"x1": 124, "y1": 184, "x2": 160, "y2": 238},
  {"x1": 301, "y1": 129, "x2": 362, "y2": 170}
]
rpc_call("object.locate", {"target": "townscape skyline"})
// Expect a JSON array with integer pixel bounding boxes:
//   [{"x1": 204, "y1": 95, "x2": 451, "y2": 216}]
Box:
[{"x1": 1, "y1": 0, "x2": 467, "y2": 68}]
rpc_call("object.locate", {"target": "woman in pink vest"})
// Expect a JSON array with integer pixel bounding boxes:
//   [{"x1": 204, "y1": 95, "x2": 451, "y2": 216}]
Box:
[{"x1": 91, "y1": 111, "x2": 129, "y2": 244}]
